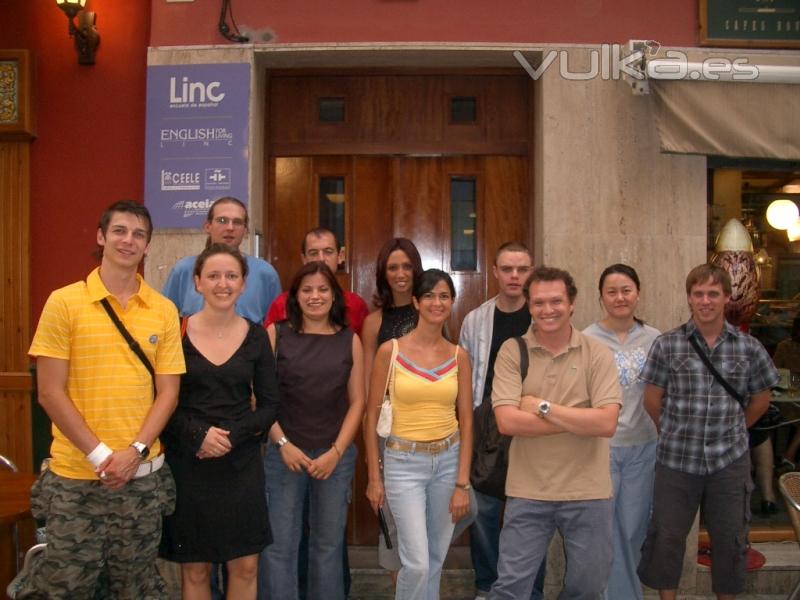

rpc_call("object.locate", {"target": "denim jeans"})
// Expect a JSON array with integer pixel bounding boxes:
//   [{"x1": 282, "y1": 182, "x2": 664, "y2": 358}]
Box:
[
  {"x1": 384, "y1": 437, "x2": 460, "y2": 600},
  {"x1": 258, "y1": 443, "x2": 356, "y2": 600},
  {"x1": 489, "y1": 497, "x2": 613, "y2": 600},
  {"x1": 470, "y1": 490, "x2": 544, "y2": 599},
  {"x1": 603, "y1": 441, "x2": 656, "y2": 600}
]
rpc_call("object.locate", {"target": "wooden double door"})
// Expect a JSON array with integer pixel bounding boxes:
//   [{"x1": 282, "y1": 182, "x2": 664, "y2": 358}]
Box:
[{"x1": 267, "y1": 153, "x2": 529, "y2": 544}]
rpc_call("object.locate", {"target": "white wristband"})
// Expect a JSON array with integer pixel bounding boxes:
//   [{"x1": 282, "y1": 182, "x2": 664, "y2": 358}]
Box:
[{"x1": 86, "y1": 442, "x2": 113, "y2": 468}]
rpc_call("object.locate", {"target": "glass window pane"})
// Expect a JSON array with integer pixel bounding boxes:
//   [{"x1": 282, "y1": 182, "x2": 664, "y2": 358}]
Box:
[
  {"x1": 319, "y1": 97, "x2": 345, "y2": 123},
  {"x1": 450, "y1": 96, "x2": 477, "y2": 123},
  {"x1": 318, "y1": 176, "x2": 346, "y2": 271},
  {"x1": 451, "y1": 177, "x2": 477, "y2": 271}
]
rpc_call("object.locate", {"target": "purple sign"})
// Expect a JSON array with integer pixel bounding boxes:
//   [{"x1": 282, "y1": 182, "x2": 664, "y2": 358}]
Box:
[{"x1": 145, "y1": 63, "x2": 250, "y2": 228}]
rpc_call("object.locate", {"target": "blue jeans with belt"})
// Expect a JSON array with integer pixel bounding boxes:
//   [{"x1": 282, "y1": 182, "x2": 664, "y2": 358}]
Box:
[
  {"x1": 383, "y1": 435, "x2": 460, "y2": 600},
  {"x1": 258, "y1": 443, "x2": 356, "y2": 600}
]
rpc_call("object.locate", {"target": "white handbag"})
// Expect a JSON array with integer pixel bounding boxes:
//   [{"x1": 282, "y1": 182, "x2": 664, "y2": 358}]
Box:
[{"x1": 376, "y1": 339, "x2": 399, "y2": 438}]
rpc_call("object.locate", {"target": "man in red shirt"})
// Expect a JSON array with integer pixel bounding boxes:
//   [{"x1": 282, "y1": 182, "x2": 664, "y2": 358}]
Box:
[{"x1": 264, "y1": 227, "x2": 369, "y2": 335}]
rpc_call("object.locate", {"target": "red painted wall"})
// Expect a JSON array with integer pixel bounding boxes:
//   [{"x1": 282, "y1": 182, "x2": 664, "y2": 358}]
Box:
[
  {"x1": 150, "y1": 0, "x2": 698, "y2": 47},
  {"x1": 0, "y1": 1, "x2": 151, "y2": 324}
]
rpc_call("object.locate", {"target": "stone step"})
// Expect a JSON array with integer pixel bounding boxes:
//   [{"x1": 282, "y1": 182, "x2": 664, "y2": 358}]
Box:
[{"x1": 348, "y1": 542, "x2": 800, "y2": 600}]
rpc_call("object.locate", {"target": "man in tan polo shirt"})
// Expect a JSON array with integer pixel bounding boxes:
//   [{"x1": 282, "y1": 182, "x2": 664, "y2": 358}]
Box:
[{"x1": 488, "y1": 266, "x2": 622, "y2": 600}]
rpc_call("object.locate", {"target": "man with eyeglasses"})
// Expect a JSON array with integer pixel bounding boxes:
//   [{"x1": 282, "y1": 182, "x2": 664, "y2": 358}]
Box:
[
  {"x1": 458, "y1": 242, "x2": 545, "y2": 600},
  {"x1": 163, "y1": 197, "x2": 281, "y2": 323},
  {"x1": 264, "y1": 227, "x2": 368, "y2": 335}
]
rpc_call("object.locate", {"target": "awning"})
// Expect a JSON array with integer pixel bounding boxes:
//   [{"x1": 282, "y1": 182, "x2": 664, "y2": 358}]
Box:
[{"x1": 650, "y1": 79, "x2": 800, "y2": 160}]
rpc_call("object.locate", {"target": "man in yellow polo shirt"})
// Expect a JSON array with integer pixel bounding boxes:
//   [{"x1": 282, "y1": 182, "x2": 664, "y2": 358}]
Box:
[{"x1": 17, "y1": 200, "x2": 185, "y2": 598}]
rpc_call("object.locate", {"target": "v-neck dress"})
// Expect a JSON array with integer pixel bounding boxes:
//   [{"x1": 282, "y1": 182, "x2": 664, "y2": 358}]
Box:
[{"x1": 159, "y1": 321, "x2": 279, "y2": 563}]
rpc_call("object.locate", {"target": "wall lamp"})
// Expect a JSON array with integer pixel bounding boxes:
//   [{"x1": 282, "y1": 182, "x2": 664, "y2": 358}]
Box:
[{"x1": 55, "y1": 0, "x2": 100, "y2": 65}]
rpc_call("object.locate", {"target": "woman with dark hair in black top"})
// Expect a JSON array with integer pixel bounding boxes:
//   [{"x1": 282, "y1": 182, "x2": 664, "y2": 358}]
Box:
[
  {"x1": 262, "y1": 261, "x2": 365, "y2": 600},
  {"x1": 360, "y1": 238, "x2": 423, "y2": 579}
]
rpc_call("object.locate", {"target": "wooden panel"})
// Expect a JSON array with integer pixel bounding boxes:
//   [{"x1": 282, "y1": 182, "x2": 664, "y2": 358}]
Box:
[
  {"x1": 0, "y1": 141, "x2": 32, "y2": 474},
  {"x1": 350, "y1": 157, "x2": 394, "y2": 309},
  {"x1": 269, "y1": 157, "x2": 314, "y2": 290},
  {"x1": 0, "y1": 54, "x2": 34, "y2": 592},
  {"x1": 483, "y1": 156, "x2": 530, "y2": 298},
  {"x1": 270, "y1": 74, "x2": 528, "y2": 156}
]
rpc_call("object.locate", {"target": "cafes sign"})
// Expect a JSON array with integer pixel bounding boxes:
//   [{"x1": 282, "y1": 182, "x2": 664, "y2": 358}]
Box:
[{"x1": 701, "y1": 0, "x2": 800, "y2": 48}]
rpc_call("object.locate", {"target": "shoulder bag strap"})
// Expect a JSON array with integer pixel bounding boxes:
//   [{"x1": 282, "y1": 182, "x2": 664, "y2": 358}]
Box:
[
  {"x1": 99, "y1": 298, "x2": 156, "y2": 384},
  {"x1": 180, "y1": 316, "x2": 188, "y2": 339},
  {"x1": 514, "y1": 336, "x2": 529, "y2": 383},
  {"x1": 684, "y1": 325, "x2": 746, "y2": 409}
]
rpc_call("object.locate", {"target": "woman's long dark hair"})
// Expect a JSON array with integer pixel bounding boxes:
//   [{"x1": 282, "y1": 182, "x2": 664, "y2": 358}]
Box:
[
  {"x1": 373, "y1": 238, "x2": 423, "y2": 309},
  {"x1": 286, "y1": 262, "x2": 348, "y2": 332},
  {"x1": 598, "y1": 263, "x2": 644, "y2": 325}
]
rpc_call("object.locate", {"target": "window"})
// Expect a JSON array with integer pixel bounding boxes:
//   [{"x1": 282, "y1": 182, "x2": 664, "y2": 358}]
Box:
[
  {"x1": 451, "y1": 177, "x2": 477, "y2": 271},
  {"x1": 318, "y1": 176, "x2": 346, "y2": 270},
  {"x1": 318, "y1": 97, "x2": 345, "y2": 123},
  {"x1": 450, "y1": 96, "x2": 477, "y2": 123}
]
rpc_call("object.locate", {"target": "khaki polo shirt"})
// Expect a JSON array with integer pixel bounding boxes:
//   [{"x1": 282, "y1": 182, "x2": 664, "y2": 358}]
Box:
[{"x1": 492, "y1": 326, "x2": 621, "y2": 501}]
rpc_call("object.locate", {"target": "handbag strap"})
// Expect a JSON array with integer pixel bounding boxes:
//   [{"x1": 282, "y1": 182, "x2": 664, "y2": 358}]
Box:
[
  {"x1": 384, "y1": 338, "x2": 399, "y2": 398},
  {"x1": 684, "y1": 325, "x2": 746, "y2": 409},
  {"x1": 100, "y1": 298, "x2": 156, "y2": 383}
]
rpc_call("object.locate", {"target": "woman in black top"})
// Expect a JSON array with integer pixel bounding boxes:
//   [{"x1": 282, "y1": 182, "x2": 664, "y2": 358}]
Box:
[
  {"x1": 262, "y1": 262, "x2": 365, "y2": 600},
  {"x1": 160, "y1": 243, "x2": 279, "y2": 600},
  {"x1": 362, "y1": 238, "x2": 424, "y2": 383},
  {"x1": 360, "y1": 238, "x2": 423, "y2": 577}
]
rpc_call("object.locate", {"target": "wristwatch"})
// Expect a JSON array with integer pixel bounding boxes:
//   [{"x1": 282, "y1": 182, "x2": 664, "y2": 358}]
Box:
[
  {"x1": 537, "y1": 400, "x2": 551, "y2": 419},
  {"x1": 130, "y1": 441, "x2": 150, "y2": 459},
  {"x1": 455, "y1": 482, "x2": 472, "y2": 491},
  {"x1": 275, "y1": 435, "x2": 289, "y2": 449}
]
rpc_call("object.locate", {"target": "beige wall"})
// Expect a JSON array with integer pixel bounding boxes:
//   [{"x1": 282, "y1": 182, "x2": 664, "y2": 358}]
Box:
[{"x1": 533, "y1": 47, "x2": 707, "y2": 334}]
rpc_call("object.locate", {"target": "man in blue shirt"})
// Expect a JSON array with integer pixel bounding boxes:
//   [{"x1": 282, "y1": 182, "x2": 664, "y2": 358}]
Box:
[{"x1": 163, "y1": 197, "x2": 280, "y2": 323}]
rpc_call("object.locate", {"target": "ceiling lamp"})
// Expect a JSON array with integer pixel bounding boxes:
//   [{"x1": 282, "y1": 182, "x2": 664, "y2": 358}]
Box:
[{"x1": 766, "y1": 199, "x2": 798, "y2": 230}]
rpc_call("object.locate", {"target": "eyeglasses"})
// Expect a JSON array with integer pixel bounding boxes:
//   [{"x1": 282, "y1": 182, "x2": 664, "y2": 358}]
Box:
[{"x1": 213, "y1": 216, "x2": 247, "y2": 228}]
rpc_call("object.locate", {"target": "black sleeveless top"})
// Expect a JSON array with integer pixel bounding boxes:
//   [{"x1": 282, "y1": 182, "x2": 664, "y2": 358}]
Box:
[
  {"x1": 276, "y1": 324, "x2": 354, "y2": 449},
  {"x1": 377, "y1": 304, "x2": 417, "y2": 345}
]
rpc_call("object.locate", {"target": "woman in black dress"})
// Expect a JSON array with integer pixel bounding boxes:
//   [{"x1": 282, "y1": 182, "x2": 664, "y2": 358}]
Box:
[{"x1": 160, "y1": 243, "x2": 279, "y2": 599}]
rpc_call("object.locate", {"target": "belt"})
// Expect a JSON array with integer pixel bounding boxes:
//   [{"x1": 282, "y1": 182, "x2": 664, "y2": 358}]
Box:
[
  {"x1": 385, "y1": 431, "x2": 460, "y2": 455},
  {"x1": 133, "y1": 453, "x2": 165, "y2": 479}
]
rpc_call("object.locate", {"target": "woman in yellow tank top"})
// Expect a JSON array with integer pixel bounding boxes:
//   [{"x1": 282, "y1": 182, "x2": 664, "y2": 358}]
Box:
[{"x1": 365, "y1": 269, "x2": 473, "y2": 600}]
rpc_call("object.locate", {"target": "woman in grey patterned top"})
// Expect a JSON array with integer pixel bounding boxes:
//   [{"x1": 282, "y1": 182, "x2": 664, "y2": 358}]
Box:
[{"x1": 583, "y1": 263, "x2": 660, "y2": 600}]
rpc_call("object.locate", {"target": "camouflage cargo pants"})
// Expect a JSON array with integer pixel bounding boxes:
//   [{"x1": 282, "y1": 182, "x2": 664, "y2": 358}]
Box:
[{"x1": 14, "y1": 463, "x2": 176, "y2": 600}]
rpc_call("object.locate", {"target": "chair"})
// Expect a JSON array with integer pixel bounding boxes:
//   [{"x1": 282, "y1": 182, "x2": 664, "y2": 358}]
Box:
[
  {"x1": 0, "y1": 454, "x2": 22, "y2": 574},
  {"x1": 6, "y1": 543, "x2": 46, "y2": 599},
  {"x1": 778, "y1": 471, "x2": 800, "y2": 600}
]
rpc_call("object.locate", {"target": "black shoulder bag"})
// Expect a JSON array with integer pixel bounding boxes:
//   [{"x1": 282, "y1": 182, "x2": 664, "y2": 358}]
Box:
[
  {"x1": 470, "y1": 336, "x2": 528, "y2": 499},
  {"x1": 686, "y1": 327, "x2": 781, "y2": 430},
  {"x1": 100, "y1": 298, "x2": 155, "y2": 389}
]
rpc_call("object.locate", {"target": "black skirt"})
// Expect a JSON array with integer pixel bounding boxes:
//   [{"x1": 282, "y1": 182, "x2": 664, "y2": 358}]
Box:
[{"x1": 159, "y1": 446, "x2": 271, "y2": 563}]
